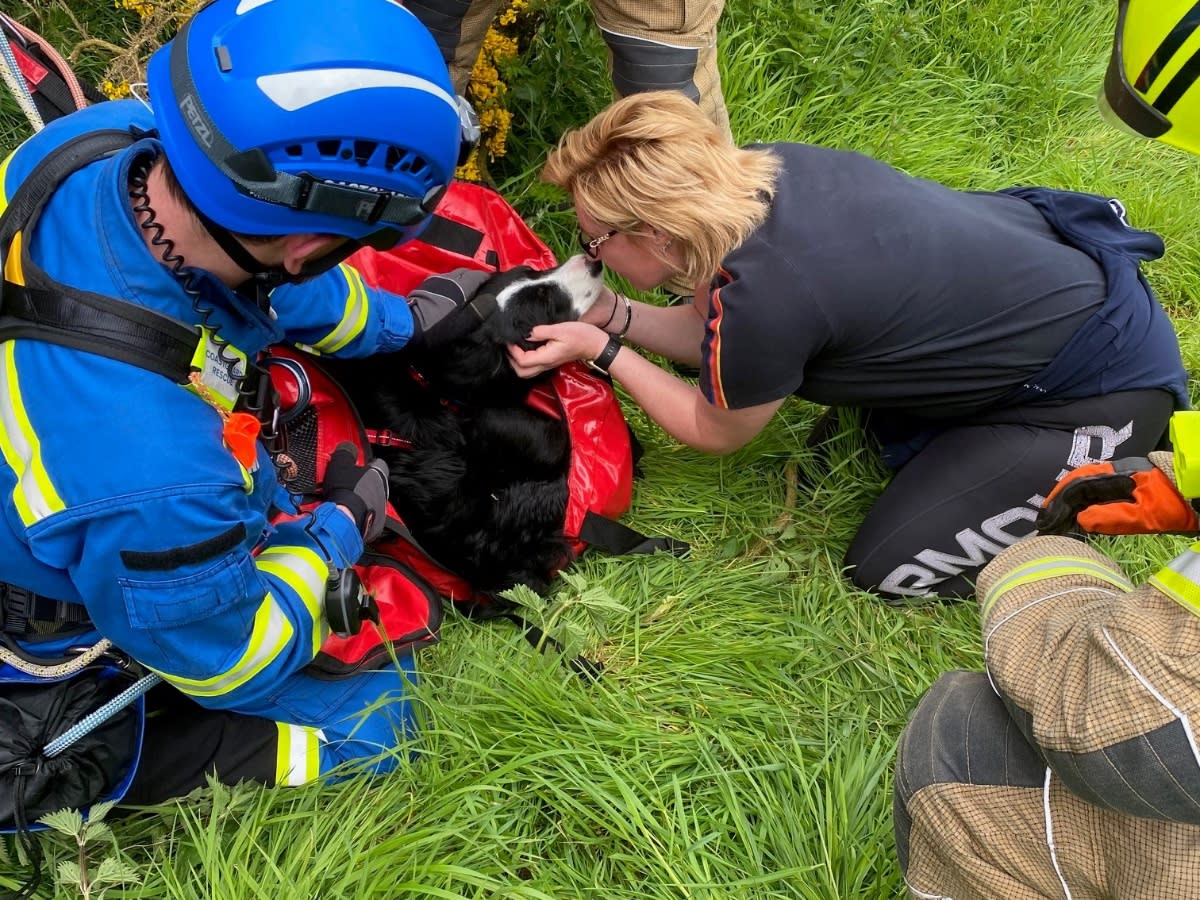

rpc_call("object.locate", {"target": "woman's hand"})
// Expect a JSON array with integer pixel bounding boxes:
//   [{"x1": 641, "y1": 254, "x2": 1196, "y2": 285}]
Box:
[{"x1": 509, "y1": 321, "x2": 610, "y2": 378}]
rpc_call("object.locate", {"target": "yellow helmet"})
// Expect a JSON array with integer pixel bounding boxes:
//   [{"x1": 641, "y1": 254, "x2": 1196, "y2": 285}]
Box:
[{"x1": 1101, "y1": 0, "x2": 1200, "y2": 155}]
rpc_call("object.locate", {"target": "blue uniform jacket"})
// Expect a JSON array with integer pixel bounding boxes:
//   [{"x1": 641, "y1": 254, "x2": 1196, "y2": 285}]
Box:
[{"x1": 0, "y1": 101, "x2": 416, "y2": 722}]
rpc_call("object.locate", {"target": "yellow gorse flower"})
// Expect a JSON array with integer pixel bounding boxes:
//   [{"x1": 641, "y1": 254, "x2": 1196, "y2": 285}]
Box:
[
  {"x1": 100, "y1": 79, "x2": 132, "y2": 100},
  {"x1": 101, "y1": 0, "x2": 526, "y2": 183},
  {"x1": 498, "y1": 0, "x2": 527, "y2": 27},
  {"x1": 481, "y1": 31, "x2": 519, "y2": 64},
  {"x1": 456, "y1": 0, "x2": 531, "y2": 181},
  {"x1": 118, "y1": 0, "x2": 157, "y2": 19}
]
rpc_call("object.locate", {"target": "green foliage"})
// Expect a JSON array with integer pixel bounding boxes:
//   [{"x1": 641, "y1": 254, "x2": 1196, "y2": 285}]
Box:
[
  {"x1": 40, "y1": 801, "x2": 141, "y2": 898},
  {"x1": 0, "y1": 0, "x2": 1195, "y2": 898}
]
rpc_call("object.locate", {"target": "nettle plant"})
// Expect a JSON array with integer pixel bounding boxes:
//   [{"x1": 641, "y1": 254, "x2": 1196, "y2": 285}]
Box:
[{"x1": 39, "y1": 802, "x2": 141, "y2": 899}]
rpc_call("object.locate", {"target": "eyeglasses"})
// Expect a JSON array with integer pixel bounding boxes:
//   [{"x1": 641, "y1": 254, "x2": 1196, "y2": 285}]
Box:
[{"x1": 579, "y1": 227, "x2": 617, "y2": 259}]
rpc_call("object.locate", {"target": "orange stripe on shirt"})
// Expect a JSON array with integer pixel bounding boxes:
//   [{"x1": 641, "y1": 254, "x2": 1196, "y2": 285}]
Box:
[{"x1": 706, "y1": 269, "x2": 731, "y2": 408}]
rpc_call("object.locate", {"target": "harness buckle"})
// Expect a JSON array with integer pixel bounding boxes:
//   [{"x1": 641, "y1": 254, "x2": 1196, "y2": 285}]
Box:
[{"x1": 1, "y1": 583, "x2": 92, "y2": 637}]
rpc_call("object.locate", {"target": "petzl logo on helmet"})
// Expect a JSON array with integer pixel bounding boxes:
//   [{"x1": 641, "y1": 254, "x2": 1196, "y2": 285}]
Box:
[
  {"x1": 328, "y1": 179, "x2": 386, "y2": 194},
  {"x1": 180, "y1": 93, "x2": 214, "y2": 148}
]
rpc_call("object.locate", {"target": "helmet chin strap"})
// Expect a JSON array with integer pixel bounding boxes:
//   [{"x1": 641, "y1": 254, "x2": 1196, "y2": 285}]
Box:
[{"x1": 194, "y1": 206, "x2": 360, "y2": 295}]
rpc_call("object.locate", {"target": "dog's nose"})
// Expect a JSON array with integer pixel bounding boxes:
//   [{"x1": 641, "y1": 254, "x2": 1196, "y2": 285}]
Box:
[{"x1": 586, "y1": 258, "x2": 603, "y2": 277}]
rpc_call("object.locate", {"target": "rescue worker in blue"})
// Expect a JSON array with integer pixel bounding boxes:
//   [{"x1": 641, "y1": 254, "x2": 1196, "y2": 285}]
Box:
[{"x1": 0, "y1": 0, "x2": 483, "y2": 805}]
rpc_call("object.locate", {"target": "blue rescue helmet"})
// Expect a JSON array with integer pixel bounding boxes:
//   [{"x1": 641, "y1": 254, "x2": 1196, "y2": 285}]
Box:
[{"x1": 146, "y1": 0, "x2": 465, "y2": 250}]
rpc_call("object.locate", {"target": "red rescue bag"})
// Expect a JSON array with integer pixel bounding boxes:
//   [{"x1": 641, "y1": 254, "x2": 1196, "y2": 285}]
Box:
[{"x1": 268, "y1": 181, "x2": 683, "y2": 677}]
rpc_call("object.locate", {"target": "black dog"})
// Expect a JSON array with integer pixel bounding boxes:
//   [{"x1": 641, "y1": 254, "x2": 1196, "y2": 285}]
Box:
[{"x1": 326, "y1": 255, "x2": 606, "y2": 593}]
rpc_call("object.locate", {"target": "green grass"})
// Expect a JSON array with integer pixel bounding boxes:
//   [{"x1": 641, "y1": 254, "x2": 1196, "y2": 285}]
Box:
[{"x1": 2, "y1": 0, "x2": 1198, "y2": 897}]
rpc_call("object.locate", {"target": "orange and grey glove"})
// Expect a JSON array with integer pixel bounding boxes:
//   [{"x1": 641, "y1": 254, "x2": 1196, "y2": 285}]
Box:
[{"x1": 1037, "y1": 451, "x2": 1200, "y2": 535}]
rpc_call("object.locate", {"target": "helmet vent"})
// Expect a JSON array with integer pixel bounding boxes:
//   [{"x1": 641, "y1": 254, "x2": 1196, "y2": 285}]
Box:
[
  {"x1": 400, "y1": 155, "x2": 427, "y2": 175},
  {"x1": 353, "y1": 140, "x2": 378, "y2": 165},
  {"x1": 285, "y1": 144, "x2": 303, "y2": 157},
  {"x1": 384, "y1": 146, "x2": 434, "y2": 183},
  {"x1": 316, "y1": 139, "x2": 340, "y2": 157}
]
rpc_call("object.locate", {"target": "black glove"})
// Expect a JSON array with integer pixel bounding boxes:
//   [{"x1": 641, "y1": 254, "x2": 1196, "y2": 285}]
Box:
[
  {"x1": 408, "y1": 267, "x2": 496, "y2": 350},
  {"x1": 323, "y1": 442, "x2": 390, "y2": 543}
]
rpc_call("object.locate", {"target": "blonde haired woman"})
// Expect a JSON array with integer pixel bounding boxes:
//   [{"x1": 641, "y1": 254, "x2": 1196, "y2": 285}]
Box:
[{"x1": 511, "y1": 91, "x2": 1185, "y2": 604}]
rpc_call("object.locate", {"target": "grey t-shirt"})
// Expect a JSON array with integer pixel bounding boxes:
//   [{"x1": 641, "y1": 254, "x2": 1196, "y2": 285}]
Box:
[{"x1": 698, "y1": 143, "x2": 1109, "y2": 417}]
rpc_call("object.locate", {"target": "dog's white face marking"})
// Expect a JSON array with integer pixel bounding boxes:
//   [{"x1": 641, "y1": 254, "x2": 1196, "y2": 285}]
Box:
[{"x1": 493, "y1": 254, "x2": 606, "y2": 318}]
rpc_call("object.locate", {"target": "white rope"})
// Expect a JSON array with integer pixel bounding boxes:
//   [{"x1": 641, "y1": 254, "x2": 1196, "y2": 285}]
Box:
[
  {"x1": 0, "y1": 637, "x2": 114, "y2": 677},
  {"x1": 3, "y1": 13, "x2": 87, "y2": 111},
  {"x1": 0, "y1": 18, "x2": 44, "y2": 131}
]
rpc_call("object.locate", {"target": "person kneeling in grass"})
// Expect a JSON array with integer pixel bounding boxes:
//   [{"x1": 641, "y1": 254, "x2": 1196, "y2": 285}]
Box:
[
  {"x1": 896, "y1": 7, "x2": 1200, "y2": 889},
  {"x1": 510, "y1": 90, "x2": 1184, "y2": 604},
  {"x1": 893, "y1": 416, "x2": 1200, "y2": 899}
]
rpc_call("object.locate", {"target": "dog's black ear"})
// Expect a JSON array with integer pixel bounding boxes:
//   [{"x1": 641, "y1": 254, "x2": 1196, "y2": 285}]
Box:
[{"x1": 504, "y1": 283, "x2": 562, "y2": 349}]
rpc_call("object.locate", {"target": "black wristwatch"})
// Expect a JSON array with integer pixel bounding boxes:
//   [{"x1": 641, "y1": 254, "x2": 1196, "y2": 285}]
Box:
[{"x1": 586, "y1": 336, "x2": 622, "y2": 374}]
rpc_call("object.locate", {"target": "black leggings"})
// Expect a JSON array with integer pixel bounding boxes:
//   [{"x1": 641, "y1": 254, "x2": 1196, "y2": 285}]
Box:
[{"x1": 842, "y1": 389, "x2": 1175, "y2": 602}]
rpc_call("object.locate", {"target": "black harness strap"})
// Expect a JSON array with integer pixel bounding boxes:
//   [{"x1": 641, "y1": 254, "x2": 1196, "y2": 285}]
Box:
[
  {"x1": 0, "y1": 583, "x2": 89, "y2": 638},
  {"x1": 0, "y1": 130, "x2": 131, "y2": 244},
  {"x1": 0, "y1": 129, "x2": 199, "y2": 380},
  {"x1": 418, "y1": 213, "x2": 485, "y2": 259},
  {"x1": 380, "y1": 516, "x2": 605, "y2": 681},
  {"x1": 0, "y1": 281, "x2": 198, "y2": 381},
  {"x1": 499, "y1": 612, "x2": 603, "y2": 682},
  {"x1": 578, "y1": 512, "x2": 690, "y2": 558}
]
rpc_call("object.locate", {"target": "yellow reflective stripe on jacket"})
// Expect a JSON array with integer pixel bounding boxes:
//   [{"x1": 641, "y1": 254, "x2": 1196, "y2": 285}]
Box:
[
  {"x1": 238, "y1": 461, "x2": 254, "y2": 493},
  {"x1": 0, "y1": 341, "x2": 66, "y2": 525},
  {"x1": 255, "y1": 545, "x2": 330, "y2": 656},
  {"x1": 1, "y1": 144, "x2": 31, "y2": 279},
  {"x1": 151, "y1": 591, "x2": 294, "y2": 698},
  {"x1": 0, "y1": 144, "x2": 23, "y2": 217},
  {"x1": 276, "y1": 722, "x2": 322, "y2": 786},
  {"x1": 311, "y1": 265, "x2": 369, "y2": 354},
  {"x1": 982, "y1": 554, "x2": 1134, "y2": 619},
  {"x1": 1150, "y1": 545, "x2": 1200, "y2": 618}
]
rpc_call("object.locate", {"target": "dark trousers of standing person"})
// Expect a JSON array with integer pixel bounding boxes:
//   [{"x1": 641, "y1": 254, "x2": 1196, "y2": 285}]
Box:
[{"x1": 406, "y1": 0, "x2": 730, "y2": 139}]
